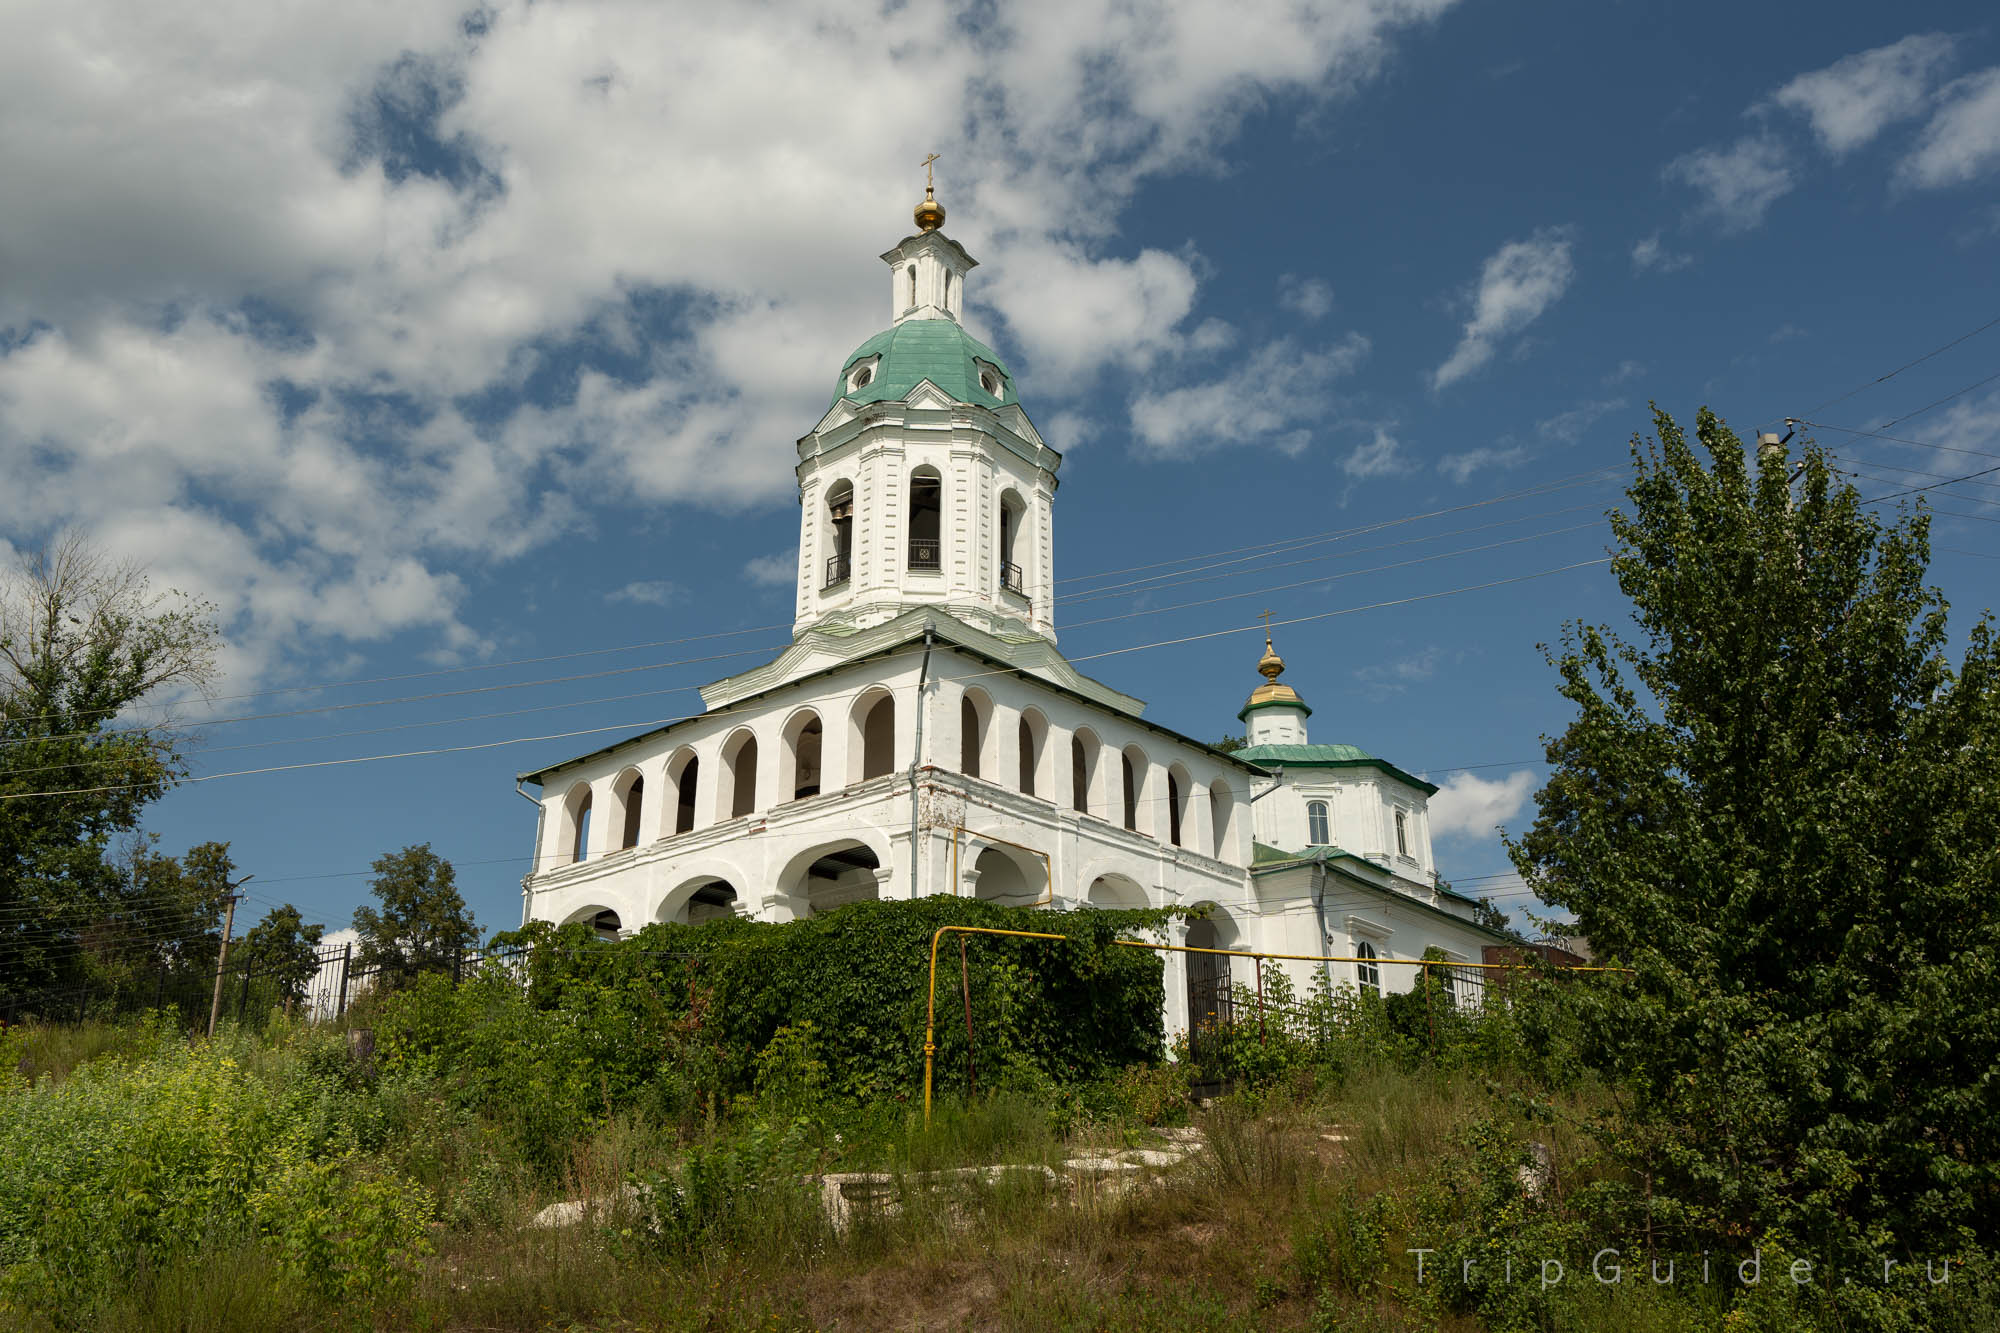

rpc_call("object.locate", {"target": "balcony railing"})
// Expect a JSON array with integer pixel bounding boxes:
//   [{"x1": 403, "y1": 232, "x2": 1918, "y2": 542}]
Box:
[
  {"x1": 1000, "y1": 561, "x2": 1024, "y2": 595},
  {"x1": 908, "y1": 538, "x2": 941, "y2": 571},
  {"x1": 823, "y1": 554, "x2": 850, "y2": 588}
]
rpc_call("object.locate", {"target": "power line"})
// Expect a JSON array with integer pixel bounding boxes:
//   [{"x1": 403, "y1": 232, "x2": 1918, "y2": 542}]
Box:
[
  {"x1": 1786, "y1": 313, "x2": 2000, "y2": 424},
  {"x1": 1797, "y1": 419, "x2": 2000, "y2": 462},
  {"x1": 0, "y1": 557, "x2": 1610, "y2": 804},
  {"x1": 1875, "y1": 366, "x2": 2000, "y2": 432}
]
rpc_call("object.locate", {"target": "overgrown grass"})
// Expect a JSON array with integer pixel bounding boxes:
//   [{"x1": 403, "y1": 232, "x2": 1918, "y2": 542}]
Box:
[{"x1": 5, "y1": 999, "x2": 1995, "y2": 1332}]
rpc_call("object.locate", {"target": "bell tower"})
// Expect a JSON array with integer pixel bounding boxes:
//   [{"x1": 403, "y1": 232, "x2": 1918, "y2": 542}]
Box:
[{"x1": 790, "y1": 169, "x2": 1061, "y2": 645}]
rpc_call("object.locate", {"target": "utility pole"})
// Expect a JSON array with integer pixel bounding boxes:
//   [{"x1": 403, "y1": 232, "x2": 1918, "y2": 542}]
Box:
[{"x1": 206, "y1": 873, "x2": 254, "y2": 1038}]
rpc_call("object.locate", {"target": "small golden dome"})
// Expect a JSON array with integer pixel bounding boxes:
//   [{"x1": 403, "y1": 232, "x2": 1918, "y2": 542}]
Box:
[
  {"x1": 1257, "y1": 631, "x2": 1285, "y2": 683},
  {"x1": 1246, "y1": 629, "x2": 1302, "y2": 706},
  {"x1": 914, "y1": 185, "x2": 946, "y2": 232}
]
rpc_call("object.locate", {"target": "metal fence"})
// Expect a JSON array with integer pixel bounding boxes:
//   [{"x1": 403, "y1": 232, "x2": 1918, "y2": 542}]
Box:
[{"x1": 0, "y1": 940, "x2": 528, "y2": 1031}]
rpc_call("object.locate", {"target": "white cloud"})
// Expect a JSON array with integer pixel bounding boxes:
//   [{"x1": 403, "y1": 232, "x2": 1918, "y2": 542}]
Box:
[
  {"x1": 1630, "y1": 232, "x2": 1693, "y2": 273},
  {"x1": 1899, "y1": 68, "x2": 2000, "y2": 189},
  {"x1": 1664, "y1": 133, "x2": 1796, "y2": 232},
  {"x1": 1604, "y1": 359, "x2": 1646, "y2": 385},
  {"x1": 1431, "y1": 229, "x2": 1576, "y2": 391},
  {"x1": 0, "y1": 0, "x2": 1462, "y2": 693},
  {"x1": 606, "y1": 580, "x2": 679, "y2": 607},
  {"x1": 1353, "y1": 645, "x2": 1441, "y2": 697},
  {"x1": 1437, "y1": 445, "x2": 1531, "y2": 483},
  {"x1": 1772, "y1": 33, "x2": 1958, "y2": 155},
  {"x1": 1429, "y1": 768, "x2": 1538, "y2": 839},
  {"x1": 1128, "y1": 334, "x2": 1369, "y2": 458},
  {"x1": 743, "y1": 552, "x2": 797, "y2": 586},
  {"x1": 1278, "y1": 274, "x2": 1335, "y2": 319},
  {"x1": 1340, "y1": 426, "x2": 1412, "y2": 478},
  {"x1": 1537, "y1": 397, "x2": 1626, "y2": 445}
]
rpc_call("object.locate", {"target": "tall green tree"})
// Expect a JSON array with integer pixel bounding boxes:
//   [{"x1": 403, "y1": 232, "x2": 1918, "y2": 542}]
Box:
[
  {"x1": 1510, "y1": 408, "x2": 2000, "y2": 1281},
  {"x1": 0, "y1": 534, "x2": 220, "y2": 997},
  {"x1": 237, "y1": 903, "x2": 326, "y2": 1009},
  {"x1": 352, "y1": 844, "x2": 479, "y2": 989}
]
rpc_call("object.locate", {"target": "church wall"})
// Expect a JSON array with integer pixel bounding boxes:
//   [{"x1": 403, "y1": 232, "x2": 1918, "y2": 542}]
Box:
[
  {"x1": 1253, "y1": 771, "x2": 1437, "y2": 882},
  {"x1": 524, "y1": 644, "x2": 1259, "y2": 1039}
]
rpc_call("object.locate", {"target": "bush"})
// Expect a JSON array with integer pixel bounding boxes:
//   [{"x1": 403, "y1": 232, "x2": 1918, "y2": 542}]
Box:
[{"x1": 0, "y1": 1031, "x2": 431, "y2": 1322}]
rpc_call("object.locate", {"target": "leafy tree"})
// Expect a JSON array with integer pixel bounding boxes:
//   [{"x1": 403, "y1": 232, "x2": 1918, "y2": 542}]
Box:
[
  {"x1": 238, "y1": 903, "x2": 326, "y2": 1008},
  {"x1": 96, "y1": 836, "x2": 236, "y2": 986},
  {"x1": 1469, "y1": 895, "x2": 1515, "y2": 938},
  {"x1": 0, "y1": 534, "x2": 220, "y2": 996},
  {"x1": 1210, "y1": 734, "x2": 1246, "y2": 754},
  {"x1": 1510, "y1": 408, "x2": 2000, "y2": 1281},
  {"x1": 352, "y1": 844, "x2": 479, "y2": 989}
]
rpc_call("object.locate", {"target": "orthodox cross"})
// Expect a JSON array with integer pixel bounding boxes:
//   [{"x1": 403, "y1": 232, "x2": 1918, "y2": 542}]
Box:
[{"x1": 922, "y1": 152, "x2": 941, "y2": 190}]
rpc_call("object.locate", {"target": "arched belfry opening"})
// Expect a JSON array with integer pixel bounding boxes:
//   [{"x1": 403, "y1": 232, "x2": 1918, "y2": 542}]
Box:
[
  {"x1": 908, "y1": 467, "x2": 942, "y2": 571},
  {"x1": 824, "y1": 480, "x2": 854, "y2": 589}
]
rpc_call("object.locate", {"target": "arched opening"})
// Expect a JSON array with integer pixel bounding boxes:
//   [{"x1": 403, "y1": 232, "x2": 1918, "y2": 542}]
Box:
[
  {"x1": 719, "y1": 730, "x2": 759, "y2": 821},
  {"x1": 783, "y1": 711, "x2": 823, "y2": 801},
  {"x1": 1307, "y1": 800, "x2": 1330, "y2": 846},
  {"x1": 970, "y1": 845, "x2": 1043, "y2": 906},
  {"x1": 855, "y1": 690, "x2": 896, "y2": 781},
  {"x1": 1071, "y1": 728, "x2": 1100, "y2": 815},
  {"x1": 824, "y1": 480, "x2": 854, "y2": 588},
  {"x1": 1395, "y1": 808, "x2": 1410, "y2": 856},
  {"x1": 562, "y1": 904, "x2": 622, "y2": 941},
  {"x1": 1086, "y1": 874, "x2": 1148, "y2": 910},
  {"x1": 1208, "y1": 780, "x2": 1237, "y2": 860},
  {"x1": 959, "y1": 688, "x2": 991, "y2": 778},
  {"x1": 1018, "y1": 709, "x2": 1047, "y2": 796},
  {"x1": 686, "y1": 882, "x2": 739, "y2": 924},
  {"x1": 658, "y1": 878, "x2": 741, "y2": 925},
  {"x1": 1120, "y1": 747, "x2": 1146, "y2": 833},
  {"x1": 1166, "y1": 765, "x2": 1189, "y2": 847},
  {"x1": 1185, "y1": 914, "x2": 1233, "y2": 1031},
  {"x1": 906, "y1": 264, "x2": 917, "y2": 310},
  {"x1": 908, "y1": 466, "x2": 942, "y2": 571},
  {"x1": 666, "y1": 749, "x2": 699, "y2": 836},
  {"x1": 998, "y1": 490, "x2": 1026, "y2": 595},
  {"x1": 563, "y1": 784, "x2": 593, "y2": 864},
  {"x1": 612, "y1": 769, "x2": 644, "y2": 851},
  {"x1": 943, "y1": 269, "x2": 953, "y2": 312},
  {"x1": 795, "y1": 841, "x2": 883, "y2": 916}
]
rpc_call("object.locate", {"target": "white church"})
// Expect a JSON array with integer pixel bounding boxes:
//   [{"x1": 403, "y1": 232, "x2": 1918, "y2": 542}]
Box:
[{"x1": 517, "y1": 183, "x2": 1509, "y2": 1036}]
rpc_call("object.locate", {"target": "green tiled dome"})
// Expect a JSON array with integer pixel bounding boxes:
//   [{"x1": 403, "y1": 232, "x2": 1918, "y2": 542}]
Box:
[{"x1": 831, "y1": 318, "x2": 1014, "y2": 410}]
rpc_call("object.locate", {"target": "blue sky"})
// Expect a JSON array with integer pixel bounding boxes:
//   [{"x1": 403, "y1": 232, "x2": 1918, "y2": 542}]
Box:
[{"x1": 3, "y1": 0, "x2": 1997, "y2": 943}]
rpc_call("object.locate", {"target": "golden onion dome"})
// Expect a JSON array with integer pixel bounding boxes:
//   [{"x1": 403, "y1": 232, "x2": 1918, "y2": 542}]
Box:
[
  {"x1": 1246, "y1": 630, "x2": 1304, "y2": 707},
  {"x1": 914, "y1": 184, "x2": 946, "y2": 232}
]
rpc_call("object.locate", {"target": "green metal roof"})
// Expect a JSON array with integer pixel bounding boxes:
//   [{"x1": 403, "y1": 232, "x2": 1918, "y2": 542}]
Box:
[
  {"x1": 832, "y1": 318, "x2": 1014, "y2": 410},
  {"x1": 1235, "y1": 743, "x2": 1440, "y2": 796}
]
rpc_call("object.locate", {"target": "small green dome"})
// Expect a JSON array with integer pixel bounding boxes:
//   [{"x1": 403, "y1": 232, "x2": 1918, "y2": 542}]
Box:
[{"x1": 831, "y1": 318, "x2": 1015, "y2": 410}]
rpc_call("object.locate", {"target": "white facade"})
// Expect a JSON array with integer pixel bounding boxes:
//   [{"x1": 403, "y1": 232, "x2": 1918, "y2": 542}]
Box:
[{"x1": 518, "y1": 201, "x2": 1508, "y2": 1035}]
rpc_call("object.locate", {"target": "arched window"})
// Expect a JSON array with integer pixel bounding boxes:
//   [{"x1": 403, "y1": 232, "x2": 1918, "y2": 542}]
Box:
[
  {"x1": 1018, "y1": 711, "x2": 1046, "y2": 796},
  {"x1": 998, "y1": 490, "x2": 1026, "y2": 595},
  {"x1": 960, "y1": 694, "x2": 985, "y2": 778},
  {"x1": 621, "y1": 775, "x2": 644, "y2": 850},
  {"x1": 787, "y1": 713, "x2": 823, "y2": 801},
  {"x1": 1355, "y1": 941, "x2": 1379, "y2": 994},
  {"x1": 721, "y1": 731, "x2": 758, "y2": 820},
  {"x1": 907, "y1": 265, "x2": 917, "y2": 309},
  {"x1": 669, "y1": 752, "x2": 699, "y2": 835},
  {"x1": 1395, "y1": 808, "x2": 1409, "y2": 856},
  {"x1": 1167, "y1": 771, "x2": 1184, "y2": 846},
  {"x1": 1209, "y1": 781, "x2": 1236, "y2": 859},
  {"x1": 908, "y1": 467, "x2": 942, "y2": 571},
  {"x1": 1121, "y1": 751, "x2": 1139, "y2": 831},
  {"x1": 943, "y1": 269, "x2": 953, "y2": 312},
  {"x1": 860, "y1": 693, "x2": 895, "y2": 780},
  {"x1": 824, "y1": 480, "x2": 854, "y2": 589},
  {"x1": 1307, "y1": 800, "x2": 1329, "y2": 846},
  {"x1": 570, "y1": 790, "x2": 592, "y2": 863},
  {"x1": 1071, "y1": 732, "x2": 1097, "y2": 814}
]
